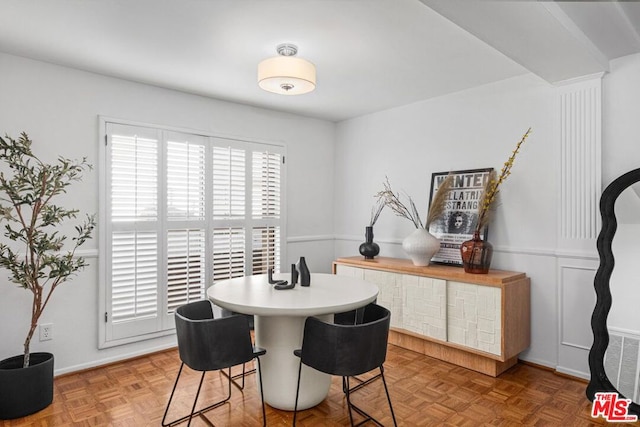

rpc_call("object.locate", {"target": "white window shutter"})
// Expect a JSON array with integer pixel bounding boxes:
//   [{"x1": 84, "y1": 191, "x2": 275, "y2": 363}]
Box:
[
  {"x1": 167, "y1": 140, "x2": 206, "y2": 221},
  {"x1": 212, "y1": 227, "x2": 246, "y2": 281},
  {"x1": 111, "y1": 231, "x2": 159, "y2": 323},
  {"x1": 213, "y1": 146, "x2": 246, "y2": 220},
  {"x1": 252, "y1": 151, "x2": 281, "y2": 219},
  {"x1": 111, "y1": 133, "x2": 158, "y2": 222},
  {"x1": 102, "y1": 120, "x2": 285, "y2": 346},
  {"x1": 167, "y1": 229, "x2": 206, "y2": 312},
  {"x1": 252, "y1": 226, "x2": 280, "y2": 274}
]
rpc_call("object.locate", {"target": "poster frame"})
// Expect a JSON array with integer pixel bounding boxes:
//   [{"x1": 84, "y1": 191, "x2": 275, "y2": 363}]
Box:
[{"x1": 427, "y1": 167, "x2": 493, "y2": 266}]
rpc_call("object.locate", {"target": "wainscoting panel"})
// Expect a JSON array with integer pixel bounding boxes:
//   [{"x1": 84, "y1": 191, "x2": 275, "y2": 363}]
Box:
[{"x1": 556, "y1": 260, "x2": 598, "y2": 378}]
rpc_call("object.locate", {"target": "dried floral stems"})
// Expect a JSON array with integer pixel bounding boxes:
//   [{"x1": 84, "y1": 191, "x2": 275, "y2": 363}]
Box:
[
  {"x1": 376, "y1": 174, "x2": 453, "y2": 229},
  {"x1": 476, "y1": 169, "x2": 497, "y2": 233},
  {"x1": 369, "y1": 198, "x2": 385, "y2": 226},
  {"x1": 476, "y1": 127, "x2": 532, "y2": 233},
  {"x1": 376, "y1": 177, "x2": 424, "y2": 228},
  {"x1": 426, "y1": 174, "x2": 453, "y2": 228}
]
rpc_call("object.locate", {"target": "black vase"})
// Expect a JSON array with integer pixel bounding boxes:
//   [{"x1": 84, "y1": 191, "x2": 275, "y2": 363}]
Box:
[
  {"x1": 0, "y1": 352, "x2": 54, "y2": 419},
  {"x1": 290, "y1": 263, "x2": 299, "y2": 285},
  {"x1": 359, "y1": 226, "x2": 380, "y2": 259},
  {"x1": 297, "y1": 256, "x2": 311, "y2": 287}
]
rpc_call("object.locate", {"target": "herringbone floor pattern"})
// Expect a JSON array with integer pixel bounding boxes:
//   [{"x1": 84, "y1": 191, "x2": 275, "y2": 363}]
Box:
[{"x1": 0, "y1": 344, "x2": 633, "y2": 426}]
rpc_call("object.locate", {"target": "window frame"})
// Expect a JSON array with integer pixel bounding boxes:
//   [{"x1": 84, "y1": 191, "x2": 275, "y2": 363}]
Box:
[{"x1": 98, "y1": 117, "x2": 287, "y2": 349}]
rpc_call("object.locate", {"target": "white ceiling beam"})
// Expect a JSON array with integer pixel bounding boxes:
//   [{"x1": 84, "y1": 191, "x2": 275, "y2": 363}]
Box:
[
  {"x1": 540, "y1": 2, "x2": 609, "y2": 72},
  {"x1": 420, "y1": 0, "x2": 611, "y2": 83},
  {"x1": 616, "y1": 1, "x2": 640, "y2": 48}
]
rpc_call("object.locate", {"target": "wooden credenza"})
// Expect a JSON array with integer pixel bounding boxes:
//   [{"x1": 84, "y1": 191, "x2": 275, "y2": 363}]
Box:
[{"x1": 332, "y1": 256, "x2": 530, "y2": 377}]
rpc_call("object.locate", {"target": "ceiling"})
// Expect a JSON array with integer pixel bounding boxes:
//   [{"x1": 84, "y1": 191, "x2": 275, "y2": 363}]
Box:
[{"x1": 0, "y1": 0, "x2": 638, "y2": 122}]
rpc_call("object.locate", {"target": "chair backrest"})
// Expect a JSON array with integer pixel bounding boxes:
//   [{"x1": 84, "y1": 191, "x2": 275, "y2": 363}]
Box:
[
  {"x1": 300, "y1": 303, "x2": 390, "y2": 377},
  {"x1": 175, "y1": 300, "x2": 255, "y2": 372}
]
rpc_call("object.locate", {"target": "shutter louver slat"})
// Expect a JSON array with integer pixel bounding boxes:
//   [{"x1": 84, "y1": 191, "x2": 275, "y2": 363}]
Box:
[
  {"x1": 252, "y1": 226, "x2": 280, "y2": 275},
  {"x1": 111, "y1": 231, "x2": 158, "y2": 322},
  {"x1": 167, "y1": 140, "x2": 206, "y2": 221},
  {"x1": 167, "y1": 229, "x2": 206, "y2": 313},
  {"x1": 252, "y1": 151, "x2": 281, "y2": 219},
  {"x1": 212, "y1": 227, "x2": 245, "y2": 280},
  {"x1": 213, "y1": 146, "x2": 245, "y2": 219},
  {"x1": 111, "y1": 134, "x2": 158, "y2": 222}
]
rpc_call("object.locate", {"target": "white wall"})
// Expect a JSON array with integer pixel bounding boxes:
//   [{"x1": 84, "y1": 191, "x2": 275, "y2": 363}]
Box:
[{"x1": 0, "y1": 53, "x2": 336, "y2": 373}]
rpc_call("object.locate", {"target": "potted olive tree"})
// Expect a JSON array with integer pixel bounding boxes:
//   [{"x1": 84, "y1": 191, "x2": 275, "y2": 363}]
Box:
[{"x1": 0, "y1": 132, "x2": 95, "y2": 419}]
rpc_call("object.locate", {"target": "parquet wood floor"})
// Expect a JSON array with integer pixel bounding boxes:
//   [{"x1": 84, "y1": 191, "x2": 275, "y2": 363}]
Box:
[{"x1": 1, "y1": 344, "x2": 635, "y2": 426}]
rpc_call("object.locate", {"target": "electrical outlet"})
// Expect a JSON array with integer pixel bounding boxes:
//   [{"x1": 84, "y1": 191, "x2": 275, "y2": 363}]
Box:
[{"x1": 39, "y1": 323, "x2": 53, "y2": 341}]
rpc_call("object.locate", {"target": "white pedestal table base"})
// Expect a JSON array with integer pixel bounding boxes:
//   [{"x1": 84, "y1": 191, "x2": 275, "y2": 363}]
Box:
[{"x1": 254, "y1": 314, "x2": 332, "y2": 410}]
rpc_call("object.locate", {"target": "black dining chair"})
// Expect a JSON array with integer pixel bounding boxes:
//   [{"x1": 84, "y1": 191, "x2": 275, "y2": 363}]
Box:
[
  {"x1": 218, "y1": 306, "x2": 256, "y2": 388},
  {"x1": 293, "y1": 303, "x2": 397, "y2": 427},
  {"x1": 333, "y1": 307, "x2": 365, "y2": 325},
  {"x1": 162, "y1": 300, "x2": 266, "y2": 427}
]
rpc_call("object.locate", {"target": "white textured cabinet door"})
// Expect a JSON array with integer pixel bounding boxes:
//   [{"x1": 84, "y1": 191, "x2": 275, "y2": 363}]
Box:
[
  {"x1": 335, "y1": 265, "x2": 401, "y2": 327},
  {"x1": 447, "y1": 281, "x2": 501, "y2": 355},
  {"x1": 364, "y1": 269, "x2": 402, "y2": 328},
  {"x1": 401, "y1": 274, "x2": 447, "y2": 341}
]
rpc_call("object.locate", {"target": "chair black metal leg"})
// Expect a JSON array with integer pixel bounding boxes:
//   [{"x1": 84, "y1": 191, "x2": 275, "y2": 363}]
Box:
[
  {"x1": 347, "y1": 372, "x2": 382, "y2": 394},
  {"x1": 342, "y1": 367, "x2": 395, "y2": 427},
  {"x1": 162, "y1": 364, "x2": 234, "y2": 427},
  {"x1": 187, "y1": 371, "x2": 208, "y2": 426},
  {"x1": 162, "y1": 362, "x2": 185, "y2": 427},
  {"x1": 220, "y1": 362, "x2": 257, "y2": 391},
  {"x1": 293, "y1": 358, "x2": 304, "y2": 426},
  {"x1": 344, "y1": 376, "x2": 356, "y2": 427},
  {"x1": 380, "y1": 366, "x2": 398, "y2": 427}
]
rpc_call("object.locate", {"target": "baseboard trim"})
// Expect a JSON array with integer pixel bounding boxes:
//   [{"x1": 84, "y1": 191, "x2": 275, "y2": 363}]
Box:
[{"x1": 53, "y1": 343, "x2": 177, "y2": 377}]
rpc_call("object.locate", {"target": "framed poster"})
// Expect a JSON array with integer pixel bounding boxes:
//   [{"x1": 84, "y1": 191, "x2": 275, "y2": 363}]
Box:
[{"x1": 427, "y1": 168, "x2": 493, "y2": 266}]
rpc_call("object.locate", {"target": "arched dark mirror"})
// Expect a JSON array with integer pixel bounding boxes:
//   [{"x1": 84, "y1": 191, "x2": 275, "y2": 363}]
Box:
[{"x1": 587, "y1": 167, "x2": 640, "y2": 416}]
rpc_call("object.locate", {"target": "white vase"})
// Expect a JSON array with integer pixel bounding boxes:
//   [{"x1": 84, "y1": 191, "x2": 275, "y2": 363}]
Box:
[{"x1": 402, "y1": 228, "x2": 440, "y2": 266}]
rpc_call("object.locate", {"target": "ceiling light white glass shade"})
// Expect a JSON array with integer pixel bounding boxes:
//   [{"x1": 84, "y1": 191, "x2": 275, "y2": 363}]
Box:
[{"x1": 258, "y1": 55, "x2": 316, "y2": 95}]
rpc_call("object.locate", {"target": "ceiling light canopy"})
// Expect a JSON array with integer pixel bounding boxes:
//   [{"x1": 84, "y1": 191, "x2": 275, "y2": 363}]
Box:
[{"x1": 258, "y1": 44, "x2": 316, "y2": 95}]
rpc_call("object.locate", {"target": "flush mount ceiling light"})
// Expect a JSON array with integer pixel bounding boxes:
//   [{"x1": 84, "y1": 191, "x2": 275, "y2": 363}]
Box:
[{"x1": 258, "y1": 43, "x2": 316, "y2": 95}]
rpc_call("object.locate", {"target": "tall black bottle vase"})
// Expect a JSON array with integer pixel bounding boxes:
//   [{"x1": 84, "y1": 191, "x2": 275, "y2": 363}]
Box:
[
  {"x1": 290, "y1": 263, "x2": 299, "y2": 285},
  {"x1": 359, "y1": 226, "x2": 380, "y2": 259},
  {"x1": 297, "y1": 256, "x2": 311, "y2": 287}
]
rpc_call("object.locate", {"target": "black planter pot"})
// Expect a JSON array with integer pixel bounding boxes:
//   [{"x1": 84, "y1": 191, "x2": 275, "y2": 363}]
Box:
[{"x1": 0, "y1": 352, "x2": 54, "y2": 420}]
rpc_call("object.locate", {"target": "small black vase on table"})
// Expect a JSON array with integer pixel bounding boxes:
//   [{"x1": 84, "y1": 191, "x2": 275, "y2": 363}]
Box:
[{"x1": 296, "y1": 256, "x2": 311, "y2": 286}]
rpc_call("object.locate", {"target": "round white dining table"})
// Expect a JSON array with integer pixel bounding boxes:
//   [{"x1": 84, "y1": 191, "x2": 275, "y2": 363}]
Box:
[{"x1": 206, "y1": 272, "x2": 378, "y2": 411}]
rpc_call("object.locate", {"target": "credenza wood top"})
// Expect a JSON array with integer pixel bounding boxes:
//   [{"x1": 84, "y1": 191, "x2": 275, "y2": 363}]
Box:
[{"x1": 334, "y1": 256, "x2": 527, "y2": 287}]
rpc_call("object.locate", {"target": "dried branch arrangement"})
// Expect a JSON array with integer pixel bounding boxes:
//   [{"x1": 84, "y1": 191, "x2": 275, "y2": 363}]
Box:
[
  {"x1": 376, "y1": 174, "x2": 453, "y2": 229},
  {"x1": 475, "y1": 127, "x2": 532, "y2": 234},
  {"x1": 376, "y1": 177, "x2": 423, "y2": 228},
  {"x1": 369, "y1": 197, "x2": 385, "y2": 226}
]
